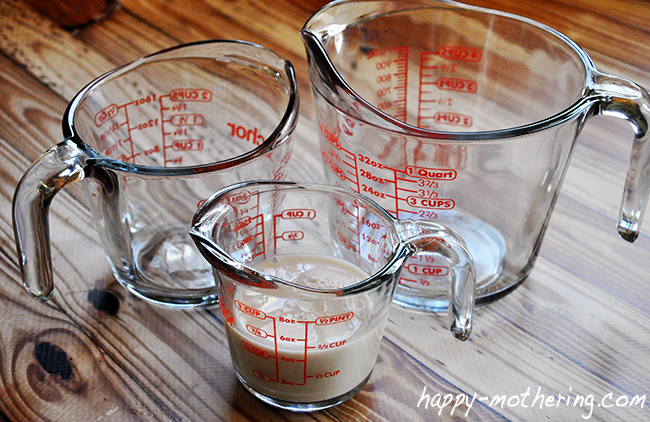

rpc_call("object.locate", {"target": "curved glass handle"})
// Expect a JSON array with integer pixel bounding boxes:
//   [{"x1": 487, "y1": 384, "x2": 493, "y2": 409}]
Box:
[
  {"x1": 12, "y1": 141, "x2": 88, "y2": 301},
  {"x1": 593, "y1": 72, "x2": 650, "y2": 242},
  {"x1": 397, "y1": 220, "x2": 476, "y2": 341}
]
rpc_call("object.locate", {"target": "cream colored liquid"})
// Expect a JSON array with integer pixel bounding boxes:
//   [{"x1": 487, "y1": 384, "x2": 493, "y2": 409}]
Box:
[{"x1": 224, "y1": 254, "x2": 386, "y2": 404}]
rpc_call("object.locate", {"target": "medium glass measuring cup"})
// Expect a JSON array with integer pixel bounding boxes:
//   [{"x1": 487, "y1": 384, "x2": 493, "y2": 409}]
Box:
[
  {"x1": 301, "y1": 0, "x2": 650, "y2": 311},
  {"x1": 189, "y1": 180, "x2": 476, "y2": 411},
  {"x1": 13, "y1": 40, "x2": 298, "y2": 307}
]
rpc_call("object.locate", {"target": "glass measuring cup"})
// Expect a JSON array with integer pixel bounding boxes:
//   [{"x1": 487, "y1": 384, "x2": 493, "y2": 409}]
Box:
[
  {"x1": 13, "y1": 40, "x2": 298, "y2": 307},
  {"x1": 301, "y1": 0, "x2": 650, "y2": 311},
  {"x1": 189, "y1": 180, "x2": 476, "y2": 411}
]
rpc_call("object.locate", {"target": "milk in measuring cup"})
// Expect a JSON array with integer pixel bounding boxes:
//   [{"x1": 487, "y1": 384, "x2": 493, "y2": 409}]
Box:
[{"x1": 223, "y1": 255, "x2": 386, "y2": 403}]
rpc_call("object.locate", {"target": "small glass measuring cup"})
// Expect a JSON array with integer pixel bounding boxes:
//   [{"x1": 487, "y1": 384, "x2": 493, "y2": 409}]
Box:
[
  {"x1": 189, "y1": 180, "x2": 476, "y2": 411},
  {"x1": 13, "y1": 40, "x2": 298, "y2": 307},
  {"x1": 301, "y1": 0, "x2": 650, "y2": 311}
]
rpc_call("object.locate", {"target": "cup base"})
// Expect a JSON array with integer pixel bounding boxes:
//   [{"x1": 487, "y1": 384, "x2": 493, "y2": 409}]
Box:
[
  {"x1": 110, "y1": 227, "x2": 220, "y2": 308},
  {"x1": 120, "y1": 281, "x2": 219, "y2": 308},
  {"x1": 235, "y1": 371, "x2": 372, "y2": 412}
]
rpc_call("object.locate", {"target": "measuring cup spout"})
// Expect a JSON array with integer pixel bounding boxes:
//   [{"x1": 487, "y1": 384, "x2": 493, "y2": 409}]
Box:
[
  {"x1": 189, "y1": 196, "x2": 281, "y2": 291},
  {"x1": 299, "y1": 30, "x2": 336, "y2": 103},
  {"x1": 301, "y1": 0, "x2": 456, "y2": 134},
  {"x1": 396, "y1": 220, "x2": 476, "y2": 340},
  {"x1": 300, "y1": 22, "x2": 406, "y2": 130},
  {"x1": 300, "y1": 30, "x2": 365, "y2": 123}
]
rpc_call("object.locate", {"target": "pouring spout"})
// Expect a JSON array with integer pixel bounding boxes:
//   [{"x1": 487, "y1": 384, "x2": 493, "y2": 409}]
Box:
[
  {"x1": 301, "y1": 3, "x2": 444, "y2": 135},
  {"x1": 300, "y1": 28, "x2": 409, "y2": 131},
  {"x1": 299, "y1": 29, "x2": 343, "y2": 103}
]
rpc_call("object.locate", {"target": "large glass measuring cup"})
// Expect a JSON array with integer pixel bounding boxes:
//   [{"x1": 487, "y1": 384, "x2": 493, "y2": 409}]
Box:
[
  {"x1": 189, "y1": 181, "x2": 475, "y2": 411},
  {"x1": 301, "y1": 0, "x2": 650, "y2": 311},
  {"x1": 13, "y1": 41, "x2": 298, "y2": 307}
]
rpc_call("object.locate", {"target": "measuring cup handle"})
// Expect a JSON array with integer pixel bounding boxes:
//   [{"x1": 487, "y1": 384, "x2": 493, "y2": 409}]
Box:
[
  {"x1": 592, "y1": 72, "x2": 650, "y2": 242},
  {"x1": 12, "y1": 140, "x2": 88, "y2": 301},
  {"x1": 396, "y1": 220, "x2": 476, "y2": 341}
]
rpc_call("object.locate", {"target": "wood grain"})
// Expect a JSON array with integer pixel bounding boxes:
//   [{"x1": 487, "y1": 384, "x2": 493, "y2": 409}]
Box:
[{"x1": 0, "y1": 0, "x2": 649, "y2": 420}]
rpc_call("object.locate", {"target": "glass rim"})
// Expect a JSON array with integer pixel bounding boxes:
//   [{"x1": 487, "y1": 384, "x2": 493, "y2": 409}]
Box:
[
  {"x1": 190, "y1": 180, "x2": 409, "y2": 297},
  {"x1": 302, "y1": 0, "x2": 601, "y2": 141},
  {"x1": 62, "y1": 39, "x2": 299, "y2": 176}
]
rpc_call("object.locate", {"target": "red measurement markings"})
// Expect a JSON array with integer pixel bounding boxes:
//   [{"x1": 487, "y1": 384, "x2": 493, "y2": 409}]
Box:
[
  {"x1": 222, "y1": 307, "x2": 234, "y2": 327},
  {"x1": 317, "y1": 341, "x2": 347, "y2": 350},
  {"x1": 246, "y1": 324, "x2": 270, "y2": 339},
  {"x1": 418, "y1": 51, "x2": 441, "y2": 122},
  {"x1": 358, "y1": 153, "x2": 385, "y2": 170},
  {"x1": 399, "y1": 277, "x2": 417, "y2": 285},
  {"x1": 434, "y1": 77, "x2": 477, "y2": 94},
  {"x1": 319, "y1": 122, "x2": 341, "y2": 149},
  {"x1": 119, "y1": 106, "x2": 136, "y2": 163},
  {"x1": 94, "y1": 104, "x2": 118, "y2": 127},
  {"x1": 405, "y1": 166, "x2": 457, "y2": 180},
  {"x1": 273, "y1": 209, "x2": 316, "y2": 251},
  {"x1": 335, "y1": 226, "x2": 360, "y2": 254},
  {"x1": 390, "y1": 46, "x2": 409, "y2": 122},
  {"x1": 315, "y1": 312, "x2": 354, "y2": 326},
  {"x1": 170, "y1": 114, "x2": 204, "y2": 126},
  {"x1": 159, "y1": 94, "x2": 169, "y2": 165},
  {"x1": 161, "y1": 89, "x2": 213, "y2": 165},
  {"x1": 436, "y1": 45, "x2": 482, "y2": 62},
  {"x1": 131, "y1": 94, "x2": 158, "y2": 107},
  {"x1": 222, "y1": 215, "x2": 254, "y2": 234},
  {"x1": 100, "y1": 122, "x2": 121, "y2": 142},
  {"x1": 406, "y1": 196, "x2": 455, "y2": 210},
  {"x1": 418, "y1": 50, "x2": 479, "y2": 128},
  {"x1": 169, "y1": 88, "x2": 212, "y2": 102},
  {"x1": 322, "y1": 149, "x2": 347, "y2": 181},
  {"x1": 253, "y1": 370, "x2": 273, "y2": 382},
  {"x1": 280, "y1": 209, "x2": 316, "y2": 220},
  {"x1": 399, "y1": 277, "x2": 435, "y2": 287},
  {"x1": 241, "y1": 340, "x2": 270, "y2": 359},
  {"x1": 341, "y1": 148, "x2": 360, "y2": 191},
  {"x1": 302, "y1": 321, "x2": 311, "y2": 384},
  {"x1": 360, "y1": 215, "x2": 385, "y2": 231},
  {"x1": 366, "y1": 46, "x2": 409, "y2": 122},
  {"x1": 279, "y1": 335, "x2": 303, "y2": 343},
  {"x1": 361, "y1": 184, "x2": 389, "y2": 200},
  {"x1": 235, "y1": 300, "x2": 266, "y2": 319},
  {"x1": 225, "y1": 231, "x2": 255, "y2": 253},
  {"x1": 359, "y1": 168, "x2": 386, "y2": 185},
  {"x1": 332, "y1": 197, "x2": 358, "y2": 220},
  {"x1": 418, "y1": 47, "x2": 482, "y2": 101},
  {"x1": 280, "y1": 356, "x2": 305, "y2": 363},
  {"x1": 129, "y1": 119, "x2": 159, "y2": 132},
  {"x1": 280, "y1": 231, "x2": 304, "y2": 241},
  {"x1": 314, "y1": 370, "x2": 342, "y2": 379},
  {"x1": 269, "y1": 320, "x2": 310, "y2": 386},
  {"x1": 103, "y1": 135, "x2": 126, "y2": 157},
  {"x1": 225, "y1": 190, "x2": 251, "y2": 205},
  {"x1": 433, "y1": 111, "x2": 473, "y2": 127},
  {"x1": 405, "y1": 263, "x2": 449, "y2": 277},
  {"x1": 171, "y1": 139, "x2": 203, "y2": 151}
]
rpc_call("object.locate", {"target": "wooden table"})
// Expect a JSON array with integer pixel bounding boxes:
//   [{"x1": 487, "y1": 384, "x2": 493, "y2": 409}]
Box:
[{"x1": 1, "y1": 0, "x2": 649, "y2": 420}]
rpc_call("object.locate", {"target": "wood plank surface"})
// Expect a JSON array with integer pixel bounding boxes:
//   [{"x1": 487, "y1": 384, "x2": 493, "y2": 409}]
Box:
[{"x1": 0, "y1": 0, "x2": 649, "y2": 421}]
